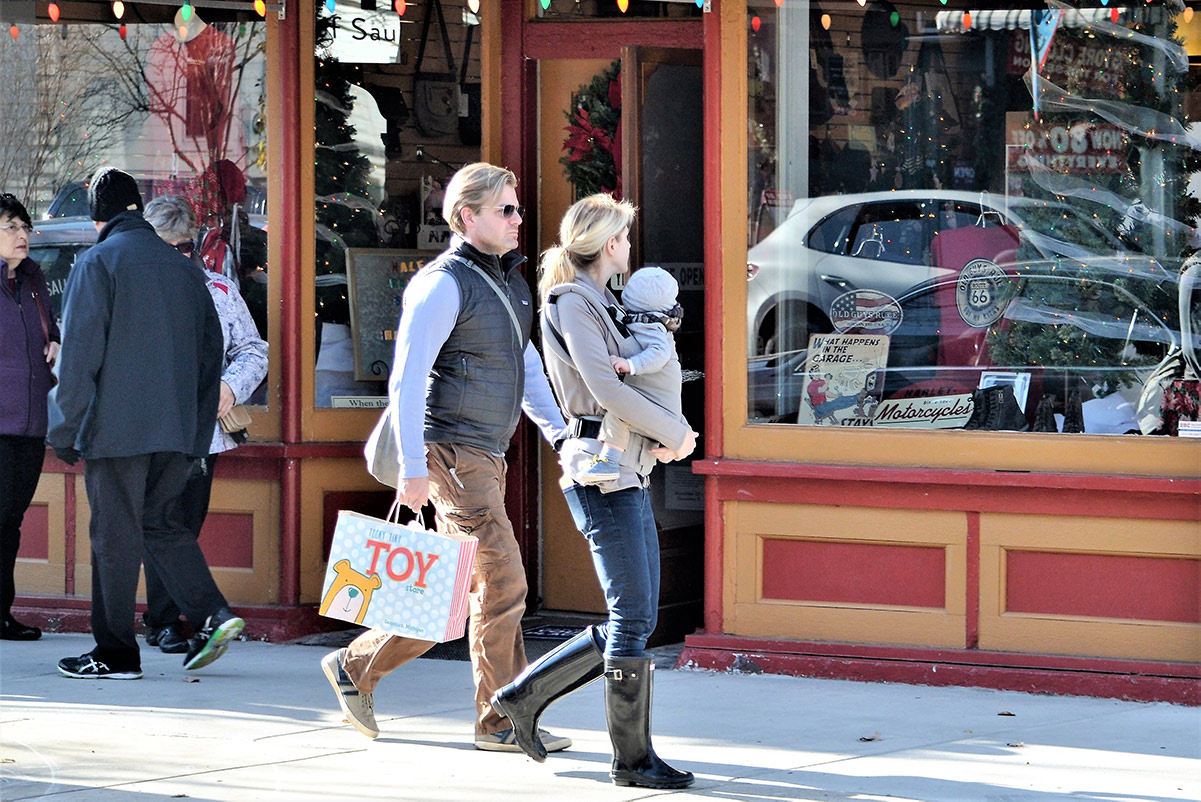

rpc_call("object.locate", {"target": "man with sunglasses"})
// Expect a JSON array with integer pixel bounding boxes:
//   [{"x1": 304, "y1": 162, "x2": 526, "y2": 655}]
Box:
[{"x1": 321, "y1": 163, "x2": 571, "y2": 754}]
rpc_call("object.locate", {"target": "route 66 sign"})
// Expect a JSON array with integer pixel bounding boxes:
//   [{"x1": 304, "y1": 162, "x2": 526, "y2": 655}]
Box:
[{"x1": 955, "y1": 258, "x2": 1011, "y2": 328}]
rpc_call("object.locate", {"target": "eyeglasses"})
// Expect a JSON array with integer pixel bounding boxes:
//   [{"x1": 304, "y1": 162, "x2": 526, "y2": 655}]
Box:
[
  {"x1": 173, "y1": 240, "x2": 195, "y2": 256},
  {"x1": 0, "y1": 222, "x2": 33, "y2": 235},
  {"x1": 484, "y1": 204, "x2": 525, "y2": 219}
]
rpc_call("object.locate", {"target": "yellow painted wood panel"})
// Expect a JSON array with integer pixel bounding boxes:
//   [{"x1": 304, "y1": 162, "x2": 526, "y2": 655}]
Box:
[
  {"x1": 300, "y1": 458, "x2": 396, "y2": 604},
  {"x1": 200, "y1": 478, "x2": 281, "y2": 605},
  {"x1": 17, "y1": 472, "x2": 68, "y2": 596},
  {"x1": 980, "y1": 513, "x2": 1201, "y2": 662},
  {"x1": 724, "y1": 502, "x2": 966, "y2": 648}
]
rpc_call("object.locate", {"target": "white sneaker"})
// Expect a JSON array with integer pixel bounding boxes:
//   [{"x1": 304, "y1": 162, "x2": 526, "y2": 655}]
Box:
[
  {"x1": 474, "y1": 727, "x2": 572, "y2": 753},
  {"x1": 321, "y1": 648, "x2": 379, "y2": 738}
]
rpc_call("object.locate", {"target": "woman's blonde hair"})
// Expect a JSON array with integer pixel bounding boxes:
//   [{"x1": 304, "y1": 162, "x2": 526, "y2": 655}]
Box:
[
  {"x1": 538, "y1": 194, "x2": 636, "y2": 301},
  {"x1": 442, "y1": 162, "x2": 517, "y2": 236}
]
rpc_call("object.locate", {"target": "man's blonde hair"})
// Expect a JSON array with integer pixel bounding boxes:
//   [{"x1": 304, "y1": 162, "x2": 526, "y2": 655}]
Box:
[{"x1": 442, "y1": 162, "x2": 518, "y2": 237}]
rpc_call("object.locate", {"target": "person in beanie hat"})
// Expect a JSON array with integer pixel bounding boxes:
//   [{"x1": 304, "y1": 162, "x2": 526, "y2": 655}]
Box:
[
  {"x1": 577, "y1": 265, "x2": 686, "y2": 485},
  {"x1": 88, "y1": 167, "x2": 144, "y2": 221},
  {"x1": 47, "y1": 166, "x2": 243, "y2": 680}
]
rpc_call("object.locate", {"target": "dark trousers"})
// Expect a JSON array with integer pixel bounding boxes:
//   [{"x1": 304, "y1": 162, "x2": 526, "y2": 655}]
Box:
[
  {"x1": 0, "y1": 436, "x2": 46, "y2": 619},
  {"x1": 85, "y1": 452, "x2": 228, "y2": 669},
  {"x1": 143, "y1": 453, "x2": 219, "y2": 629}
]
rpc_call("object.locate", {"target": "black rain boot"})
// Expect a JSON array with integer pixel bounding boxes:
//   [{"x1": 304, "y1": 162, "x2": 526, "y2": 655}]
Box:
[
  {"x1": 491, "y1": 626, "x2": 605, "y2": 762},
  {"x1": 604, "y1": 656, "x2": 694, "y2": 789}
]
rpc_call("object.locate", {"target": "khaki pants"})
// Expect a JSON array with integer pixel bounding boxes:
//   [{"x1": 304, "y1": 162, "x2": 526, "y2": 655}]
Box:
[{"x1": 342, "y1": 442, "x2": 528, "y2": 736}]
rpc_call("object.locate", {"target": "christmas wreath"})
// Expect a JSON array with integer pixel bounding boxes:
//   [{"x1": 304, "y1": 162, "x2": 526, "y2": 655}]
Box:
[{"x1": 561, "y1": 60, "x2": 622, "y2": 198}]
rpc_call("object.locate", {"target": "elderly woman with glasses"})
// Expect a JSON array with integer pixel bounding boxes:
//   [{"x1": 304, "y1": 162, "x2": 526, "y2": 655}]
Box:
[
  {"x1": 0, "y1": 193, "x2": 60, "y2": 641},
  {"x1": 139, "y1": 195, "x2": 268, "y2": 654}
]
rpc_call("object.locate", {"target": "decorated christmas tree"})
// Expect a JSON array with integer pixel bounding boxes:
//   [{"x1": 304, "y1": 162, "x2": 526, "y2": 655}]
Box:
[{"x1": 313, "y1": 10, "x2": 380, "y2": 327}]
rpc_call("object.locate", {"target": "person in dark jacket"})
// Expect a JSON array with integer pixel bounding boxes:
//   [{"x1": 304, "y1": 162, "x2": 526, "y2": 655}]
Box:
[
  {"x1": 46, "y1": 168, "x2": 243, "y2": 680},
  {"x1": 0, "y1": 194, "x2": 60, "y2": 641}
]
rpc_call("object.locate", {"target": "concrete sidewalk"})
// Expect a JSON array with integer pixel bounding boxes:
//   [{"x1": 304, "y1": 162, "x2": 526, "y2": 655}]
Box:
[{"x1": 1, "y1": 633, "x2": 1198, "y2": 801}]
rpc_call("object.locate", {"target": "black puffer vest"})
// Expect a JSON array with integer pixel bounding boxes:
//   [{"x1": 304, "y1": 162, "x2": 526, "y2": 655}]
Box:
[{"x1": 423, "y1": 242, "x2": 533, "y2": 455}]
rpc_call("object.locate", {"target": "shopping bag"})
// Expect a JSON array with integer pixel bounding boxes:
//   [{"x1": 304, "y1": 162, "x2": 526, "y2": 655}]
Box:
[
  {"x1": 319, "y1": 506, "x2": 477, "y2": 642},
  {"x1": 364, "y1": 404, "x2": 399, "y2": 488}
]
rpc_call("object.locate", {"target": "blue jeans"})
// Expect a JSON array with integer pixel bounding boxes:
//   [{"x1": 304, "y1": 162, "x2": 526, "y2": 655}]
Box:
[{"x1": 562, "y1": 483, "x2": 659, "y2": 658}]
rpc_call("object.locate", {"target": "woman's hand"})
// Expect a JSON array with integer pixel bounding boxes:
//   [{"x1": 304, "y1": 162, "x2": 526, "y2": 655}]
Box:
[
  {"x1": 651, "y1": 429, "x2": 697, "y2": 462},
  {"x1": 44, "y1": 341, "x2": 60, "y2": 367},
  {"x1": 216, "y1": 380, "x2": 236, "y2": 419}
]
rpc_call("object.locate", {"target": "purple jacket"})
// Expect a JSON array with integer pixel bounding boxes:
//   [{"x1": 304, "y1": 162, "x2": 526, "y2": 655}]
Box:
[{"x1": 0, "y1": 257, "x2": 60, "y2": 437}]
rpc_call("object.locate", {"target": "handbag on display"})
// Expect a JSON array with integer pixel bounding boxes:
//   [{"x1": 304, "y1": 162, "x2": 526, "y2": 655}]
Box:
[{"x1": 412, "y1": 0, "x2": 461, "y2": 139}]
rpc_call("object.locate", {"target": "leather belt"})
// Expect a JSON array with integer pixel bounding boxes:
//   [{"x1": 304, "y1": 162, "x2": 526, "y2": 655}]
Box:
[{"x1": 566, "y1": 416, "x2": 602, "y2": 440}]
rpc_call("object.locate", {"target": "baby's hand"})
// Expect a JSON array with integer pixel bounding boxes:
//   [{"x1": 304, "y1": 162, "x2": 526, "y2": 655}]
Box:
[{"x1": 610, "y1": 355, "x2": 631, "y2": 375}]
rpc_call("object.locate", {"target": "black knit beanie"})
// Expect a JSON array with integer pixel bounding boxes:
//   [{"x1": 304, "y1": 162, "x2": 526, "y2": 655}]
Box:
[{"x1": 89, "y1": 167, "x2": 143, "y2": 222}]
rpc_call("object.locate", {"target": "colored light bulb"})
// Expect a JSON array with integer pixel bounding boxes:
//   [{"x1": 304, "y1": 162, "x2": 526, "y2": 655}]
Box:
[
  {"x1": 617, "y1": 0, "x2": 629, "y2": 12},
  {"x1": 751, "y1": 16, "x2": 760, "y2": 32},
  {"x1": 540, "y1": 0, "x2": 550, "y2": 8},
  {"x1": 325, "y1": 0, "x2": 336, "y2": 13},
  {"x1": 821, "y1": 13, "x2": 830, "y2": 30},
  {"x1": 395, "y1": 0, "x2": 406, "y2": 15},
  {"x1": 9, "y1": 25, "x2": 17, "y2": 41},
  {"x1": 113, "y1": 1, "x2": 125, "y2": 18},
  {"x1": 254, "y1": 0, "x2": 266, "y2": 17},
  {"x1": 119, "y1": 23, "x2": 127, "y2": 39},
  {"x1": 48, "y1": 3, "x2": 60, "y2": 22},
  {"x1": 467, "y1": 0, "x2": 480, "y2": 13}
]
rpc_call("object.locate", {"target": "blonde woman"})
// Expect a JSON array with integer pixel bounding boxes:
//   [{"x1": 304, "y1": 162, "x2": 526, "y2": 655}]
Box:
[{"x1": 492, "y1": 194, "x2": 697, "y2": 789}]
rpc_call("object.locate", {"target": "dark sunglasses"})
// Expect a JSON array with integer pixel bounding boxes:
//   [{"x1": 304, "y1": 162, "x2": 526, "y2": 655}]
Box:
[
  {"x1": 174, "y1": 240, "x2": 195, "y2": 256},
  {"x1": 485, "y1": 204, "x2": 525, "y2": 219}
]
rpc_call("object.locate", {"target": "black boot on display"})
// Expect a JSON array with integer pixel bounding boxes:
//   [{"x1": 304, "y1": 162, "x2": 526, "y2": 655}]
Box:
[
  {"x1": 1033, "y1": 395, "x2": 1058, "y2": 433},
  {"x1": 604, "y1": 656, "x2": 694, "y2": 789},
  {"x1": 962, "y1": 388, "x2": 988, "y2": 430},
  {"x1": 491, "y1": 626, "x2": 605, "y2": 762},
  {"x1": 1062, "y1": 390, "x2": 1085, "y2": 433}
]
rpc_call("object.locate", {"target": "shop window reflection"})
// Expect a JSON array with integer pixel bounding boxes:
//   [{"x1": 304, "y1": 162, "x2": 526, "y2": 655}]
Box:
[
  {"x1": 746, "y1": 3, "x2": 1195, "y2": 437},
  {"x1": 2, "y1": 9, "x2": 270, "y2": 406},
  {"x1": 313, "y1": 1, "x2": 481, "y2": 410}
]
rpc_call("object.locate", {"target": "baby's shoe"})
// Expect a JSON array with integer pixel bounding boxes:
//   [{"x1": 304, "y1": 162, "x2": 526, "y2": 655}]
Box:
[{"x1": 578, "y1": 455, "x2": 620, "y2": 485}]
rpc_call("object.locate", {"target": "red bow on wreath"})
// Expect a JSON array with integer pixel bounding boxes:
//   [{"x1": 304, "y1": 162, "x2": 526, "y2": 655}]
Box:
[{"x1": 563, "y1": 108, "x2": 612, "y2": 162}]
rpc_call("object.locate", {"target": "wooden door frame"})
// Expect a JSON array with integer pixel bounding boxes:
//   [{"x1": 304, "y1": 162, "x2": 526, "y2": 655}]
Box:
[{"x1": 493, "y1": 6, "x2": 703, "y2": 610}]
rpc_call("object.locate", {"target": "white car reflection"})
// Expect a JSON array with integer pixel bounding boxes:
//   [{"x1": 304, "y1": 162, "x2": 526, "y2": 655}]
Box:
[{"x1": 745, "y1": 190, "x2": 1134, "y2": 358}]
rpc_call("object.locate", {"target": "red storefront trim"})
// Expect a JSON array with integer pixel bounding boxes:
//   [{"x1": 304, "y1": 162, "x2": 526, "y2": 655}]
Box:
[
  {"x1": 678, "y1": 634, "x2": 1200, "y2": 705},
  {"x1": 694, "y1": 459, "x2": 1201, "y2": 520}
]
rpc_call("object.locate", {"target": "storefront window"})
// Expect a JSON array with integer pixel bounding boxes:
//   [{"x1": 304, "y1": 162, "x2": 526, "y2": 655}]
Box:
[
  {"x1": 0, "y1": 3, "x2": 270, "y2": 403},
  {"x1": 746, "y1": 2, "x2": 1198, "y2": 437},
  {"x1": 313, "y1": 0, "x2": 481, "y2": 409}
]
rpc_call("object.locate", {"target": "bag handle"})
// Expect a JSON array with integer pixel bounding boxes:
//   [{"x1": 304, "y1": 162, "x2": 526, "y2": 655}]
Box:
[
  {"x1": 415, "y1": 0, "x2": 455, "y2": 76},
  {"x1": 31, "y1": 287, "x2": 52, "y2": 346},
  {"x1": 453, "y1": 257, "x2": 523, "y2": 342},
  {"x1": 460, "y1": 23, "x2": 474, "y2": 86}
]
